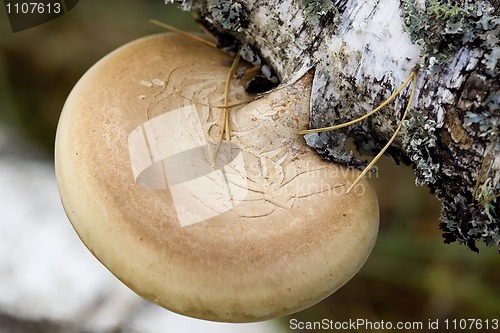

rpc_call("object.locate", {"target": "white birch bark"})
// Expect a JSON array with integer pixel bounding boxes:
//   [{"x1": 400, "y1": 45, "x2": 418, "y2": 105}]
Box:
[{"x1": 167, "y1": 0, "x2": 500, "y2": 252}]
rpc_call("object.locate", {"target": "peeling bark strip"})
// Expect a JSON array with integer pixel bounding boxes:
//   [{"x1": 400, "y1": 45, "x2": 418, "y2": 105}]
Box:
[{"x1": 166, "y1": 0, "x2": 499, "y2": 252}]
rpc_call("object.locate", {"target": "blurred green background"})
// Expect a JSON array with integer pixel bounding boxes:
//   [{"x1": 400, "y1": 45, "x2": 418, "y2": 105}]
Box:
[{"x1": 0, "y1": 1, "x2": 499, "y2": 332}]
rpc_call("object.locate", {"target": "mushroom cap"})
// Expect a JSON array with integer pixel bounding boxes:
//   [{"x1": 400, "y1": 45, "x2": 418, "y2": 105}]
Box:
[{"x1": 55, "y1": 33, "x2": 379, "y2": 322}]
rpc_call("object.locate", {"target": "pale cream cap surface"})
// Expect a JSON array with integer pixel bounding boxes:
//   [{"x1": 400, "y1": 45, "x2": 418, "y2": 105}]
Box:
[{"x1": 55, "y1": 33, "x2": 379, "y2": 322}]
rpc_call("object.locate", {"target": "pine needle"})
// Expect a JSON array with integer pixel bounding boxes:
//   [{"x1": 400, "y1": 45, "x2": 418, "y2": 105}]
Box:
[
  {"x1": 149, "y1": 19, "x2": 217, "y2": 49},
  {"x1": 347, "y1": 70, "x2": 419, "y2": 193},
  {"x1": 297, "y1": 71, "x2": 416, "y2": 135}
]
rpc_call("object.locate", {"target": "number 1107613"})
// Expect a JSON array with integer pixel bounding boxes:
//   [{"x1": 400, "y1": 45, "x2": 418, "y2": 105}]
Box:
[
  {"x1": 6, "y1": 2, "x2": 61, "y2": 14},
  {"x1": 444, "y1": 319, "x2": 499, "y2": 330}
]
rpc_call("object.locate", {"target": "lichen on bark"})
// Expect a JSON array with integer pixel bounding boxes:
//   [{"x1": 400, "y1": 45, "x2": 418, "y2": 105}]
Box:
[
  {"x1": 165, "y1": 0, "x2": 499, "y2": 253},
  {"x1": 400, "y1": 0, "x2": 500, "y2": 251}
]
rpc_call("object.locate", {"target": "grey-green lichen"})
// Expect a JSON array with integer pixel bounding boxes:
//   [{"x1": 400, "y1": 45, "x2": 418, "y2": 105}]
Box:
[
  {"x1": 440, "y1": 194, "x2": 472, "y2": 246},
  {"x1": 402, "y1": 109, "x2": 440, "y2": 185},
  {"x1": 464, "y1": 92, "x2": 500, "y2": 247},
  {"x1": 476, "y1": 179, "x2": 498, "y2": 220},
  {"x1": 400, "y1": 0, "x2": 500, "y2": 252},
  {"x1": 206, "y1": 0, "x2": 249, "y2": 32},
  {"x1": 300, "y1": 0, "x2": 342, "y2": 27},
  {"x1": 401, "y1": 0, "x2": 500, "y2": 76},
  {"x1": 464, "y1": 92, "x2": 500, "y2": 150},
  {"x1": 470, "y1": 178, "x2": 499, "y2": 248},
  {"x1": 428, "y1": 0, "x2": 469, "y2": 18},
  {"x1": 465, "y1": 113, "x2": 499, "y2": 149},
  {"x1": 401, "y1": 0, "x2": 474, "y2": 50}
]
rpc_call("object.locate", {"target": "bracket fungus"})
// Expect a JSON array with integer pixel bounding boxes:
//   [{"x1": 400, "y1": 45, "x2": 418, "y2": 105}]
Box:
[{"x1": 55, "y1": 33, "x2": 379, "y2": 322}]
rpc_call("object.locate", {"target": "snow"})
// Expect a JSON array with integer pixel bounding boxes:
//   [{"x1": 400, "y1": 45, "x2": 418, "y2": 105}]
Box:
[{"x1": 0, "y1": 128, "x2": 287, "y2": 332}]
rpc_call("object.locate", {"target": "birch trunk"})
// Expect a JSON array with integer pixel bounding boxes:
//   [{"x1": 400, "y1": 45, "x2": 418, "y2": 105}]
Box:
[{"x1": 166, "y1": 0, "x2": 500, "y2": 252}]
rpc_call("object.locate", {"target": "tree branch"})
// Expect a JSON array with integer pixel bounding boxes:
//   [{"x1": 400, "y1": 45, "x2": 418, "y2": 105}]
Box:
[{"x1": 165, "y1": 0, "x2": 500, "y2": 253}]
